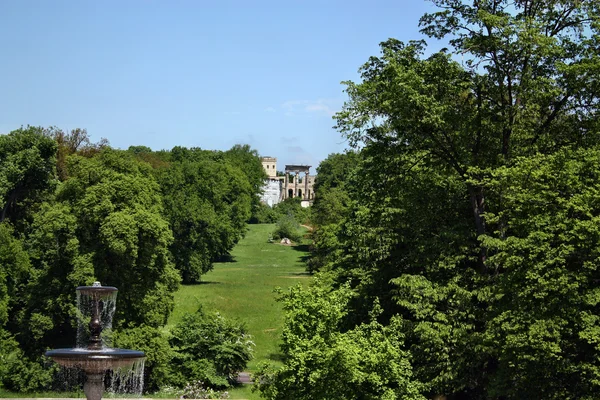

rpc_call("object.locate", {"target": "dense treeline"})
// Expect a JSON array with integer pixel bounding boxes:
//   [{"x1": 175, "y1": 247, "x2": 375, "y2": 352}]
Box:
[
  {"x1": 257, "y1": 1, "x2": 600, "y2": 399},
  {"x1": 0, "y1": 127, "x2": 264, "y2": 391}
]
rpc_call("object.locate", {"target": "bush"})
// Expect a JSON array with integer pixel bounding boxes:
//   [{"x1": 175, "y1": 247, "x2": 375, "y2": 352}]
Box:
[
  {"x1": 271, "y1": 215, "x2": 303, "y2": 243},
  {"x1": 0, "y1": 330, "x2": 55, "y2": 392},
  {"x1": 249, "y1": 203, "x2": 278, "y2": 224},
  {"x1": 113, "y1": 325, "x2": 174, "y2": 392},
  {"x1": 272, "y1": 198, "x2": 311, "y2": 225},
  {"x1": 167, "y1": 307, "x2": 254, "y2": 389}
]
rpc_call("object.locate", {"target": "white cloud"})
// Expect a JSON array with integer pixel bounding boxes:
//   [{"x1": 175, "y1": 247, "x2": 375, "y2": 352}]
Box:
[{"x1": 264, "y1": 106, "x2": 276, "y2": 112}]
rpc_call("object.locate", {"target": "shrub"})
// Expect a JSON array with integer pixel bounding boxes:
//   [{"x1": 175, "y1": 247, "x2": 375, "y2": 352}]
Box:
[
  {"x1": 112, "y1": 325, "x2": 174, "y2": 392},
  {"x1": 0, "y1": 330, "x2": 55, "y2": 392},
  {"x1": 271, "y1": 215, "x2": 303, "y2": 243},
  {"x1": 249, "y1": 203, "x2": 278, "y2": 224},
  {"x1": 167, "y1": 307, "x2": 254, "y2": 389},
  {"x1": 272, "y1": 198, "x2": 311, "y2": 224}
]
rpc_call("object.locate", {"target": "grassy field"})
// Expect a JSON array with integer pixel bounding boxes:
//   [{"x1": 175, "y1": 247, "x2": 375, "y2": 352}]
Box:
[{"x1": 167, "y1": 223, "x2": 311, "y2": 399}]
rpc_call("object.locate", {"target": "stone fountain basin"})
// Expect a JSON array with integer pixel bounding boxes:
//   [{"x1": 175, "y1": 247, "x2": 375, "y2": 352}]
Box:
[{"x1": 46, "y1": 348, "x2": 145, "y2": 374}]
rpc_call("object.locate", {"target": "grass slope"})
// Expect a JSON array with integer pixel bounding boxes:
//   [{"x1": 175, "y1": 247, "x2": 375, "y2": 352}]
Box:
[{"x1": 167, "y1": 223, "x2": 311, "y2": 372}]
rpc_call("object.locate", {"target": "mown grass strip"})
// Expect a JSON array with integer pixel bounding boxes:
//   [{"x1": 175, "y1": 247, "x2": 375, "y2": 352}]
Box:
[{"x1": 167, "y1": 223, "x2": 311, "y2": 372}]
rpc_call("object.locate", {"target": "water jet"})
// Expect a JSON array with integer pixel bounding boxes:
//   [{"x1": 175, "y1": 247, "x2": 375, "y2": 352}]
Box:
[{"x1": 46, "y1": 282, "x2": 145, "y2": 400}]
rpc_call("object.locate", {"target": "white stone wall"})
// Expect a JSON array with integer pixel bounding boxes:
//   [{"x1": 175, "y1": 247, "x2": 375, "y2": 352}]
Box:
[{"x1": 260, "y1": 178, "x2": 281, "y2": 207}]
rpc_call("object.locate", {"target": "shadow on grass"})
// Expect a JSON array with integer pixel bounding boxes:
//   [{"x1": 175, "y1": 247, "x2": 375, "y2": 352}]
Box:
[
  {"x1": 267, "y1": 352, "x2": 285, "y2": 363},
  {"x1": 184, "y1": 281, "x2": 224, "y2": 286},
  {"x1": 215, "y1": 253, "x2": 237, "y2": 263},
  {"x1": 292, "y1": 244, "x2": 310, "y2": 253},
  {"x1": 291, "y1": 243, "x2": 311, "y2": 263},
  {"x1": 288, "y1": 272, "x2": 311, "y2": 277}
]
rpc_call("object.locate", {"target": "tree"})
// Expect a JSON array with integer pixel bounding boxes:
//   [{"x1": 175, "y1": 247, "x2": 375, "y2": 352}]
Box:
[
  {"x1": 17, "y1": 148, "x2": 180, "y2": 351},
  {"x1": 0, "y1": 127, "x2": 57, "y2": 226},
  {"x1": 311, "y1": 152, "x2": 359, "y2": 227},
  {"x1": 272, "y1": 1, "x2": 600, "y2": 398},
  {"x1": 51, "y1": 127, "x2": 109, "y2": 180},
  {"x1": 337, "y1": 0, "x2": 600, "y2": 267},
  {"x1": 477, "y1": 148, "x2": 600, "y2": 398},
  {"x1": 255, "y1": 281, "x2": 424, "y2": 400},
  {"x1": 57, "y1": 149, "x2": 180, "y2": 327},
  {"x1": 158, "y1": 147, "x2": 253, "y2": 283},
  {"x1": 223, "y1": 144, "x2": 268, "y2": 217},
  {"x1": 308, "y1": 152, "x2": 359, "y2": 272},
  {"x1": 0, "y1": 223, "x2": 29, "y2": 328}
]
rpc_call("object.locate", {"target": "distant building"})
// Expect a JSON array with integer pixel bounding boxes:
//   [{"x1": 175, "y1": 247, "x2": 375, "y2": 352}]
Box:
[
  {"x1": 260, "y1": 157, "x2": 316, "y2": 207},
  {"x1": 260, "y1": 157, "x2": 281, "y2": 206},
  {"x1": 261, "y1": 156, "x2": 278, "y2": 178}
]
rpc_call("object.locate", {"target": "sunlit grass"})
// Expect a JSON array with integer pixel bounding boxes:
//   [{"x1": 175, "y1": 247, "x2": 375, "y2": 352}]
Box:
[{"x1": 167, "y1": 223, "x2": 311, "y2": 399}]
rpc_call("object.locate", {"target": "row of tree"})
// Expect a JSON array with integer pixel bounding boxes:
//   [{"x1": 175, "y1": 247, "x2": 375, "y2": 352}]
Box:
[
  {"x1": 257, "y1": 1, "x2": 600, "y2": 399},
  {"x1": 0, "y1": 127, "x2": 265, "y2": 391}
]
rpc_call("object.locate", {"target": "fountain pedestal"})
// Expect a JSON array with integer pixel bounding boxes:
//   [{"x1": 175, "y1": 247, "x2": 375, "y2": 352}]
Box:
[{"x1": 84, "y1": 374, "x2": 104, "y2": 400}]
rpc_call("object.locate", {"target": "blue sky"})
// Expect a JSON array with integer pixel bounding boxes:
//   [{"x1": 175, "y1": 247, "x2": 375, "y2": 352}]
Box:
[{"x1": 0, "y1": 0, "x2": 439, "y2": 172}]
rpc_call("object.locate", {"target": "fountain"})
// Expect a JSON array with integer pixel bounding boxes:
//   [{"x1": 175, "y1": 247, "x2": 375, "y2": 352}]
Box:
[{"x1": 46, "y1": 282, "x2": 145, "y2": 400}]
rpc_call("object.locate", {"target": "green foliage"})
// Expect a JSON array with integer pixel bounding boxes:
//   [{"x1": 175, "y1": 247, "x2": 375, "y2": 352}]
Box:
[
  {"x1": 223, "y1": 144, "x2": 268, "y2": 213},
  {"x1": 277, "y1": 2, "x2": 600, "y2": 399},
  {"x1": 272, "y1": 197, "x2": 310, "y2": 225},
  {"x1": 54, "y1": 149, "x2": 180, "y2": 328},
  {"x1": 0, "y1": 129, "x2": 267, "y2": 394},
  {"x1": 0, "y1": 223, "x2": 29, "y2": 328},
  {"x1": 13, "y1": 148, "x2": 179, "y2": 359},
  {"x1": 255, "y1": 281, "x2": 424, "y2": 400},
  {"x1": 51, "y1": 127, "x2": 109, "y2": 181},
  {"x1": 158, "y1": 147, "x2": 254, "y2": 283},
  {"x1": 271, "y1": 215, "x2": 302, "y2": 243},
  {"x1": 19, "y1": 202, "x2": 93, "y2": 352},
  {"x1": 475, "y1": 149, "x2": 600, "y2": 398},
  {"x1": 113, "y1": 325, "x2": 174, "y2": 392},
  {"x1": 312, "y1": 152, "x2": 360, "y2": 197},
  {"x1": 0, "y1": 126, "x2": 57, "y2": 227},
  {"x1": 248, "y1": 202, "x2": 278, "y2": 224},
  {"x1": 309, "y1": 152, "x2": 359, "y2": 272},
  {"x1": 0, "y1": 329, "x2": 55, "y2": 392},
  {"x1": 168, "y1": 307, "x2": 254, "y2": 389}
]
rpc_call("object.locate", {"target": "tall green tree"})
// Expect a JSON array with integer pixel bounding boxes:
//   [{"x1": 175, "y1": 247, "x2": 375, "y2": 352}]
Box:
[
  {"x1": 224, "y1": 143, "x2": 267, "y2": 212},
  {"x1": 270, "y1": 1, "x2": 600, "y2": 399},
  {"x1": 159, "y1": 147, "x2": 253, "y2": 283},
  {"x1": 58, "y1": 149, "x2": 180, "y2": 327},
  {"x1": 308, "y1": 152, "x2": 359, "y2": 273},
  {"x1": 17, "y1": 148, "x2": 180, "y2": 355},
  {"x1": 477, "y1": 149, "x2": 600, "y2": 398},
  {"x1": 337, "y1": 0, "x2": 600, "y2": 268},
  {"x1": 0, "y1": 127, "x2": 57, "y2": 226}
]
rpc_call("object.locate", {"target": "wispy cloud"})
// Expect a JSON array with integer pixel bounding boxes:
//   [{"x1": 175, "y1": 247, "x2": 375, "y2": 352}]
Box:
[
  {"x1": 264, "y1": 106, "x2": 276, "y2": 113},
  {"x1": 281, "y1": 98, "x2": 341, "y2": 117}
]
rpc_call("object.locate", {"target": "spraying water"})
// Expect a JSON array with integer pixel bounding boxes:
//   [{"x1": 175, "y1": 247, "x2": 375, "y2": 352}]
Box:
[{"x1": 46, "y1": 282, "x2": 146, "y2": 400}]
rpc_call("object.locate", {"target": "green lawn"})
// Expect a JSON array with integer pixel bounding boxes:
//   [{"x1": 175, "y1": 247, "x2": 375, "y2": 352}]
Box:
[{"x1": 167, "y1": 223, "x2": 311, "y2": 399}]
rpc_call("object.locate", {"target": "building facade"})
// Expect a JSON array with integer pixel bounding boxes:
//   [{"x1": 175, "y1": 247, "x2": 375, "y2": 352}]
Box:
[{"x1": 260, "y1": 157, "x2": 315, "y2": 207}]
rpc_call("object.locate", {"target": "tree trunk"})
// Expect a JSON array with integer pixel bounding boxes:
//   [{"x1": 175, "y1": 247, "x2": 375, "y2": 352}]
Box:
[{"x1": 469, "y1": 184, "x2": 487, "y2": 272}]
